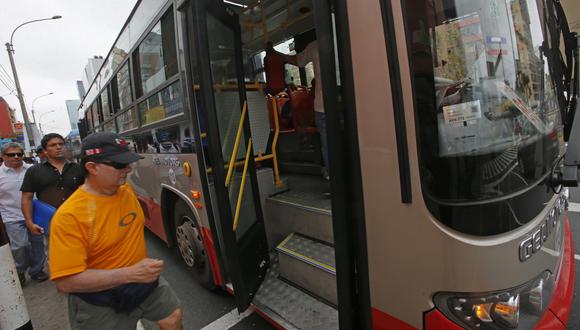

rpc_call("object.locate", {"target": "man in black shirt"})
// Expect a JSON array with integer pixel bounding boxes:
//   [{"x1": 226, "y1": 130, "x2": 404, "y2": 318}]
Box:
[{"x1": 21, "y1": 133, "x2": 84, "y2": 236}]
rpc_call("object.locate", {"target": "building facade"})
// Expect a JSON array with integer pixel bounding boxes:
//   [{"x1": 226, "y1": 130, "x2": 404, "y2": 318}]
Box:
[{"x1": 65, "y1": 99, "x2": 81, "y2": 130}]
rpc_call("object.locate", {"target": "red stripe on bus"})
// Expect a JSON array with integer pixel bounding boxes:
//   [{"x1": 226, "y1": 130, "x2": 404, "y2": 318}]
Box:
[
  {"x1": 372, "y1": 308, "x2": 417, "y2": 330},
  {"x1": 200, "y1": 226, "x2": 224, "y2": 286},
  {"x1": 535, "y1": 309, "x2": 564, "y2": 330},
  {"x1": 137, "y1": 196, "x2": 168, "y2": 242},
  {"x1": 423, "y1": 308, "x2": 463, "y2": 330},
  {"x1": 540, "y1": 216, "x2": 574, "y2": 327}
]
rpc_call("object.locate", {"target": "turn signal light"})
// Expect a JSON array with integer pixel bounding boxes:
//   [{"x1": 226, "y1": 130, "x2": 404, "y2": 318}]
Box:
[{"x1": 191, "y1": 190, "x2": 202, "y2": 200}]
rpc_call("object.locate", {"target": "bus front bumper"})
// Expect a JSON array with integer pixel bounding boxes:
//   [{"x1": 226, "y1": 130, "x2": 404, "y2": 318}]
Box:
[{"x1": 424, "y1": 216, "x2": 575, "y2": 329}]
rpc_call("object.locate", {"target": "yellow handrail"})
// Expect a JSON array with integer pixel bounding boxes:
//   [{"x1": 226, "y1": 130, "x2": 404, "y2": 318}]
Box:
[
  {"x1": 225, "y1": 101, "x2": 247, "y2": 187},
  {"x1": 233, "y1": 138, "x2": 252, "y2": 231},
  {"x1": 270, "y1": 97, "x2": 283, "y2": 187}
]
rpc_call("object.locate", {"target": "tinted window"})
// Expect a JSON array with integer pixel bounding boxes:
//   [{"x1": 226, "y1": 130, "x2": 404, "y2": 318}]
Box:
[
  {"x1": 131, "y1": 124, "x2": 192, "y2": 154},
  {"x1": 103, "y1": 119, "x2": 116, "y2": 133},
  {"x1": 101, "y1": 87, "x2": 112, "y2": 122},
  {"x1": 117, "y1": 61, "x2": 133, "y2": 110},
  {"x1": 135, "y1": 10, "x2": 178, "y2": 96},
  {"x1": 86, "y1": 106, "x2": 94, "y2": 130},
  {"x1": 116, "y1": 107, "x2": 139, "y2": 132},
  {"x1": 92, "y1": 103, "x2": 100, "y2": 127},
  {"x1": 138, "y1": 81, "x2": 183, "y2": 125}
]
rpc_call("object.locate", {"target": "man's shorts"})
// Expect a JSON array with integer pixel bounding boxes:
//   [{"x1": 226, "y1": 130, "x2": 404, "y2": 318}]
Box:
[{"x1": 68, "y1": 276, "x2": 180, "y2": 330}]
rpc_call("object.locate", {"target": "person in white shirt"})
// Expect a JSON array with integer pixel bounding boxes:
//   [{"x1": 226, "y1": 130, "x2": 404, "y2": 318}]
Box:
[{"x1": 0, "y1": 142, "x2": 47, "y2": 286}]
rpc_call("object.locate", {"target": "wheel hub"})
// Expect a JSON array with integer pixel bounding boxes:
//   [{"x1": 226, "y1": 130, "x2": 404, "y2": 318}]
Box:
[{"x1": 176, "y1": 218, "x2": 200, "y2": 268}]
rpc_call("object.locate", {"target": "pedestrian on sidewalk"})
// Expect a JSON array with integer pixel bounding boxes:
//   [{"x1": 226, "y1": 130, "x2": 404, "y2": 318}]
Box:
[
  {"x1": 0, "y1": 142, "x2": 48, "y2": 286},
  {"x1": 34, "y1": 145, "x2": 46, "y2": 164},
  {"x1": 49, "y1": 132, "x2": 182, "y2": 330},
  {"x1": 21, "y1": 133, "x2": 84, "y2": 236}
]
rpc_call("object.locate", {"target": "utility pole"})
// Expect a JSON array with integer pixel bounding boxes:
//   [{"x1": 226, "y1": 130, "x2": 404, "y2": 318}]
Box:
[
  {"x1": 5, "y1": 42, "x2": 34, "y2": 149},
  {"x1": 5, "y1": 15, "x2": 62, "y2": 151}
]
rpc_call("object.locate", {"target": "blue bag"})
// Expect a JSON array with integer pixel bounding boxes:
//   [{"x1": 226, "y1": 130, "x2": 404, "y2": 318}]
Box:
[{"x1": 32, "y1": 199, "x2": 56, "y2": 234}]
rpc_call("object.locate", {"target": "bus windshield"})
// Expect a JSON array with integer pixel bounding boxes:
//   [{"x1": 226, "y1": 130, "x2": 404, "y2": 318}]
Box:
[{"x1": 407, "y1": 0, "x2": 564, "y2": 202}]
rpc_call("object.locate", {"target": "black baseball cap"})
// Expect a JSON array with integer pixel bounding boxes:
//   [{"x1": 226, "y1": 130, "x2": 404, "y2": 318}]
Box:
[{"x1": 81, "y1": 132, "x2": 143, "y2": 164}]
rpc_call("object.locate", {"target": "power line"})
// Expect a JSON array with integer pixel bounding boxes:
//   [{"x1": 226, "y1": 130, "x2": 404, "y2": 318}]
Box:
[
  {"x1": 0, "y1": 75, "x2": 15, "y2": 94},
  {"x1": 0, "y1": 73, "x2": 14, "y2": 91},
  {"x1": 0, "y1": 63, "x2": 15, "y2": 87}
]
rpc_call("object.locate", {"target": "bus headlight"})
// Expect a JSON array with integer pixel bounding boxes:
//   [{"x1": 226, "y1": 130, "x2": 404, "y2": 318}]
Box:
[{"x1": 433, "y1": 271, "x2": 554, "y2": 329}]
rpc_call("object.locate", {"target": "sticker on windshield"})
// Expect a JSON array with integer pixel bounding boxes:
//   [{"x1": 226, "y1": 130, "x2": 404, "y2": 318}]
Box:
[
  {"x1": 495, "y1": 81, "x2": 544, "y2": 132},
  {"x1": 443, "y1": 100, "x2": 482, "y2": 127}
]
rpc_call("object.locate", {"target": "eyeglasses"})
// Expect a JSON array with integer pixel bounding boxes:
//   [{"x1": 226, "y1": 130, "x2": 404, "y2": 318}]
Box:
[
  {"x1": 4, "y1": 152, "x2": 24, "y2": 158},
  {"x1": 97, "y1": 161, "x2": 130, "y2": 170}
]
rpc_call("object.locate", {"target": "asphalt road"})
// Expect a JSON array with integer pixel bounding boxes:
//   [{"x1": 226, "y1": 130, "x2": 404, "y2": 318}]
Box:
[{"x1": 143, "y1": 230, "x2": 275, "y2": 330}]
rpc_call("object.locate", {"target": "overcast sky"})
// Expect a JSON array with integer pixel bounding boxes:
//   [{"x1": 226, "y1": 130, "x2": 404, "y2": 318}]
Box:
[{"x1": 0, "y1": 0, "x2": 137, "y2": 137}]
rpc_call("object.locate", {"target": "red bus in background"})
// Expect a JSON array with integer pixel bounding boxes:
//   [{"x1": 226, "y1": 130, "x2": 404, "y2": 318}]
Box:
[{"x1": 0, "y1": 97, "x2": 16, "y2": 139}]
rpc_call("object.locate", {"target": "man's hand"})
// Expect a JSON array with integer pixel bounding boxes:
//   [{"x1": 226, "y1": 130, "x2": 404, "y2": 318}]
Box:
[
  {"x1": 125, "y1": 258, "x2": 164, "y2": 283},
  {"x1": 26, "y1": 222, "x2": 44, "y2": 235}
]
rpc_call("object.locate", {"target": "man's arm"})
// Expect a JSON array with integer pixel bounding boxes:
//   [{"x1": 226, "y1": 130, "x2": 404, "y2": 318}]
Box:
[
  {"x1": 21, "y1": 192, "x2": 43, "y2": 235},
  {"x1": 54, "y1": 257, "x2": 164, "y2": 293}
]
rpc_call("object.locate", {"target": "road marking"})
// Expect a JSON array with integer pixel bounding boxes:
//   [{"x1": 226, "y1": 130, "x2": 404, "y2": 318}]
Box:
[
  {"x1": 136, "y1": 320, "x2": 144, "y2": 330},
  {"x1": 201, "y1": 307, "x2": 254, "y2": 330},
  {"x1": 567, "y1": 202, "x2": 580, "y2": 213},
  {"x1": 576, "y1": 254, "x2": 580, "y2": 261}
]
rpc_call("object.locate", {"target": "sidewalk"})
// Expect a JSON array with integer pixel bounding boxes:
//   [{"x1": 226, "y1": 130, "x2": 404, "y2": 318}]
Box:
[
  {"x1": 22, "y1": 278, "x2": 158, "y2": 329},
  {"x1": 22, "y1": 278, "x2": 69, "y2": 330}
]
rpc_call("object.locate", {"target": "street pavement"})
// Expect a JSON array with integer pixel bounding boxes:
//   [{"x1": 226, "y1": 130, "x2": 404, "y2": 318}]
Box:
[
  {"x1": 22, "y1": 230, "x2": 274, "y2": 330},
  {"x1": 19, "y1": 188, "x2": 580, "y2": 329}
]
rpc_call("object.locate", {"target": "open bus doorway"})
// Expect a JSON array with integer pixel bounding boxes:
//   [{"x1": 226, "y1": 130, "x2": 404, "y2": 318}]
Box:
[{"x1": 184, "y1": 0, "x2": 359, "y2": 328}]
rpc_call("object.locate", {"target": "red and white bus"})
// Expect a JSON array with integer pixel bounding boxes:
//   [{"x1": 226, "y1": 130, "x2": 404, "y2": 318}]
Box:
[{"x1": 78, "y1": 0, "x2": 577, "y2": 328}]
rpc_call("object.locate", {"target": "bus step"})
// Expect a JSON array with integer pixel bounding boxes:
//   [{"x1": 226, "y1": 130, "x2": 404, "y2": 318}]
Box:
[
  {"x1": 276, "y1": 233, "x2": 337, "y2": 305},
  {"x1": 265, "y1": 195, "x2": 333, "y2": 249},
  {"x1": 279, "y1": 161, "x2": 323, "y2": 175},
  {"x1": 253, "y1": 253, "x2": 338, "y2": 329}
]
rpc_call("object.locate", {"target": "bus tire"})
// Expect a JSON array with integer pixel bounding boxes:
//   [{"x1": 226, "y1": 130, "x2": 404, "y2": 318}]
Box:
[{"x1": 173, "y1": 200, "x2": 215, "y2": 290}]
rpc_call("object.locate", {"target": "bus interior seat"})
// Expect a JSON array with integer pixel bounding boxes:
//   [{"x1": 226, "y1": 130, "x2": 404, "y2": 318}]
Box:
[
  {"x1": 267, "y1": 93, "x2": 294, "y2": 132},
  {"x1": 289, "y1": 87, "x2": 317, "y2": 134}
]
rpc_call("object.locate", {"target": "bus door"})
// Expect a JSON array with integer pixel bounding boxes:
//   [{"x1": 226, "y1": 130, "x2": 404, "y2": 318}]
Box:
[{"x1": 190, "y1": 0, "x2": 269, "y2": 312}]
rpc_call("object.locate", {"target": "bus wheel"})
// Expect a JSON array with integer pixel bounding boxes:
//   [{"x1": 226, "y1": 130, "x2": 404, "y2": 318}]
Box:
[{"x1": 173, "y1": 200, "x2": 215, "y2": 289}]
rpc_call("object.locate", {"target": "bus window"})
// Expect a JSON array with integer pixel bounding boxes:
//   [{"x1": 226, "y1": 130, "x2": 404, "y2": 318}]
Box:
[
  {"x1": 116, "y1": 107, "x2": 139, "y2": 132},
  {"x1": 102, "y1": 119, "x2": 117, "y2": 134},
  {"x1": 101, "y1": 87, "x2": 112, "y2": 122},
  {"x1": 134, "y1": 9, "x2": 178, "y2": 97},
  {"x1": 130, "y1": 124, "x2": 184, "y2": 154},
  {"x1": 116, "y1": 61, "x2": 133, "y2": 110},
  {"x1": 91, "y1": 102, "x2": 100, "y2": 128},
  {"x1": 156, "y1": 125, "x2": 181, "y2": 154},
  {"x1": 133, "y1": 130, "x2": 157, "y2": 153},
  {"x1": 86, "y1": 105, "x2": 94, "y2": 130},
  {"x1": 181, "y1": 126, "x2": 196, "y2": 153},
  {"x1": 138, "y1": 81, "x2": 183, "y2": 125}
]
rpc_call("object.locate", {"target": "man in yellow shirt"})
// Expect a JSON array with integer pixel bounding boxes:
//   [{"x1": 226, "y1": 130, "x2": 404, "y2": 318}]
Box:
[{"x1": 49, "y1": 132, "x2": 182, "y2": 330}]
